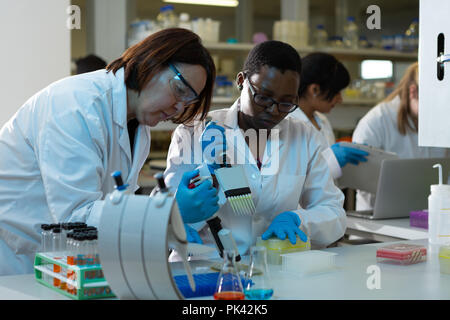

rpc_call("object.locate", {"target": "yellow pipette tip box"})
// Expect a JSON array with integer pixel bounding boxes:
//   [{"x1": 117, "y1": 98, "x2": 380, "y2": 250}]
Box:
[
  {"x1": 256, "y1": 236, "x2": 311, "y2": 265},
  {"x1": 439, "y1": 245, "x2": 450, "y2": 274}
]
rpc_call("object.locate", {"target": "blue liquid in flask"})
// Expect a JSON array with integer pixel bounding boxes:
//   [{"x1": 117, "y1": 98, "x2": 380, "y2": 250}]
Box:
[{"x1": 244, "y1": 288, "x2": 274, "y2": 300}]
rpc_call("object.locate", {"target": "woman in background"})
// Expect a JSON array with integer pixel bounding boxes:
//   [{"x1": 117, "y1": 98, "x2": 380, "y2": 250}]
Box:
[
  {"x1": 352, "y1": 62, "x2": 450, "y2": 209},
  {"x1": 291, "y1": 52, "x2": 368, "y2": 179}
]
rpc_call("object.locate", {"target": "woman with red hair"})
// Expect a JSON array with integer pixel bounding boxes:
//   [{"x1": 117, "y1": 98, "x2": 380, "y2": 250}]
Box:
[{"x1": 0, "y1": 28, "x2": 217, "y2": 275}]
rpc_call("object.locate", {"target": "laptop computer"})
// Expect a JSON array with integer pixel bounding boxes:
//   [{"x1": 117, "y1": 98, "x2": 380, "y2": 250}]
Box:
[
  {"x1": 346, "y1": 158, "x2": 450, "y2": 220},
  {"x1": 337, "y1": 142, "x2": 398, "y2": 194}
]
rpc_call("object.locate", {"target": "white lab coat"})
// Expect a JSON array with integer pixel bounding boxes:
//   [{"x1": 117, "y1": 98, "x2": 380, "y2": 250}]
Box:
[
  {"x1": 289, "y1": 108, "x2": 341, "y2": 179},
  {"x1": 0, "y1": 68, "x2": 151, "y2": 275},
  {"x1": 164, "y1": 99, "x2": 346, "y2": 256},
  {"x1": 352, "y1": 95, "x2": 450, "y2": 209}
]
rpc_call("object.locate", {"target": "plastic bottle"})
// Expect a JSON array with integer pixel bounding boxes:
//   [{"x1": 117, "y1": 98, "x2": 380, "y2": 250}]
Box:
[
  {"x1": 428, "y1": 164, "x2": 450, "y2": 245},
  {"x1": 128, "y1": 20, "x2": 152, "y2": 48},
  {"x1": 405, "y1": 18, "x2": 419, "y2": 52},
  {"x1": 313, "y1": 24, "x2": 328, "y2": 48},
  {"x1": 329, "y1": 36, "x2": 344, "y2": 48},
  {"x1": 156, "y1": 5, "x2": 178, "y2": 30},
  {"x1": 358, "y1": 35, "x2": 370, "y2": 48},
  {"x1": 394, "y1": 34, "x2": 405, "y2": 52},
  {"x1": 381, "y1": 35, "x2": 394, "y2": 50},
  {"x1": 178, "y1": 12, "x2": 192, "y2": 31},
  {"x1": 343, "y1": 16, "x2": 359, "y2": 49}
]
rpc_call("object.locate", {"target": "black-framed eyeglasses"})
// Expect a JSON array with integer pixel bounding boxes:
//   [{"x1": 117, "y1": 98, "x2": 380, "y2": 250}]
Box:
[
  {"x1": 245, "y1": 78, "x2": 298, "y2": 113},
  {"x1": 168, "y1": 63, "x2": 200, "y2": 104}
]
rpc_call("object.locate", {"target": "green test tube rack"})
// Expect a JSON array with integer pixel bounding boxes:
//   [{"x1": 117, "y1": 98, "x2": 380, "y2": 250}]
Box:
[{"x1": 34, "y1": 252, "x2": 115, "y2": 300}]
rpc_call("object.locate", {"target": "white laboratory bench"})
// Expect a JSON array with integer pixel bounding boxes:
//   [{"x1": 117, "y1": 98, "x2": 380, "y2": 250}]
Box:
[
  {"x1": 345, "y1": 216, "x2": 428, "y2": 242},
  {"x1": 0, "y1": 239, "x2": 448, "y2": 300}
]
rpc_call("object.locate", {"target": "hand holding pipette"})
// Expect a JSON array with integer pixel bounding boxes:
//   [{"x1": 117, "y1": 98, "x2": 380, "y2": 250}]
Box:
[{"x1": 176, "y1": 169, "x2": 219, "y2": 223}]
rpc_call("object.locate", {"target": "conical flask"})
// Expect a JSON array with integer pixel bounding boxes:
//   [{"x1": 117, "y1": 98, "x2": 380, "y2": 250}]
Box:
[
  {"x1": 214, "y1": 249, "x2": 245, "y2": 300},
  {"x1": 244, "y1": 246, "x2": 274, "y2": 300}
]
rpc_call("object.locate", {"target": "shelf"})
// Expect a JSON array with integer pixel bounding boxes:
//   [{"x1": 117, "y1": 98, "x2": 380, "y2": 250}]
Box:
[
  {"x1": 212, "y1": 97, "x2": 236, "y2": 104},
  {"x1": 212, "y1": 96, "x2": 379, "y2": 106},
  {"x1": 340, "y1": 98, "x2": 381, "y2": 106},
  {"x1": 203, "y1": 42, "x2": 255, "y2": 51},
  {"x1": 204, "y1": 42, "x2": 417, "y2": 60}
]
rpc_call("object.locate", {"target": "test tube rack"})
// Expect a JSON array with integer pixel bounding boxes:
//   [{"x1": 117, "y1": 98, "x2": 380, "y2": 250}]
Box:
[{"x1": 34, "y1": 252, "x2": 115, "y2": 300}]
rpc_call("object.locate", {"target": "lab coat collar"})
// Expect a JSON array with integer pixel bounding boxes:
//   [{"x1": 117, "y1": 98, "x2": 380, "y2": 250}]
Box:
[
  {"x1": 107, "y1": 67, "x2": 151, "y2": 174},
  {"x1": 290, "y1": 107, "x2": 323, "y2": 130},
  {"x1": 107, "y1": 68, "x2": 133, "y2": 167},
  {"x1": 108, "y1": 67, "x2": 128, "y2": 129},
  {"x1": 223, "y1": 98, "x2": 240, "y2": 130},
  {"x1": 127, "y1": 125, "x2": 151, "y2": 187}
]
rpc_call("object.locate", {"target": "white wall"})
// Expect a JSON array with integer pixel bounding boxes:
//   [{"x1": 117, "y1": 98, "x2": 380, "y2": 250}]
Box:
[
  {"x1": 0, "y1": 0, "x2": 71, "y2": 127},
  {"x1": 86, "y1": 0, "x2": 131, "y2": 63}
]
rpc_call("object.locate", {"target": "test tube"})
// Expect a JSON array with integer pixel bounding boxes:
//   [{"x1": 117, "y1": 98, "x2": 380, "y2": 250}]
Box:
[
  {"x1": 66, "y1": 233, "x2": 75, "y2": 266},
  {"x1": 72, "y1": 233, "x2": 79, "y2": 266},
  {"x1": 52, "y1": 227, "x2": 62, "y2": 253},
  {"x1": 40, "y1": 224, "x2": 52, "y2": 252},
  {"x1": 76, "y1": 233, "x2": 86, "y2": 266},
  {"x1": 86, "y1": 234, "x2": 94, "y2": 266},
  {"x1": 40, "y1": 224, "x2": 53, "y2": 284},
  {"x1": 93, "y1": 233, "x2": 99, "y2": 265},
  {"x1": 61, "y1": 223, "x2": 72, "y2": 252},
  {"x1": 51, "y1": 227, "x2": 63, "y2": 287}
]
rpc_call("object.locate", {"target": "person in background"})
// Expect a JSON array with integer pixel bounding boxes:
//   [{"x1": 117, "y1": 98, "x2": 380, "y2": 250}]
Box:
[
  {"x1": 292, "y1": 52, "x2": 369, "y2": 179},
  {"x1": 0, "y1": 28, "x2": 218, "y2": 275},
  {"x1": 352, "y1": 61, "x2": 450, "y2": 210},
  {"x1": 164, "y1": 41, "x2": 346, "y2": 257},
  {"x1": 75, "y1": 54, "x2": 107, "y2": 74}
]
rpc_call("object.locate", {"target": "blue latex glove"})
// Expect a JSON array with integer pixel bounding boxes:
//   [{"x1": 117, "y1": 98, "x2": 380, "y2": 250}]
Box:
[
  {"x1": 184, "y1": 224, "x2": 203, "y2": 244},
  {"x1": 176, "y1": 169, "x2": 219, "y2": 223},
  {"x1": 200, "y1": 121, "x2": 227, "y2": 174},
  {"x1": 261, "y1": 211, "x2": 308, "y2": 245},
  {"x1": 331, "y1": 142, "x2": 369, "y2": 168}
]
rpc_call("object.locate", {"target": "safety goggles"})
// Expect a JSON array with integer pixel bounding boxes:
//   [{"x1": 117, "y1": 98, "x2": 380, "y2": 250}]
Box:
[{"x1": 168, "y1": 63, "x2": 200, "y2": 105}]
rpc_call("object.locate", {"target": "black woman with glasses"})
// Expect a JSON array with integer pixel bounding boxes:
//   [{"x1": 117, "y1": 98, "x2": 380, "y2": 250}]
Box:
[
  {"x1": 164, "y1": 41, "x2": 346, "y2": 259},
  {"x1": 0, "y1": 28, "x2": 218, "y2": 275}
]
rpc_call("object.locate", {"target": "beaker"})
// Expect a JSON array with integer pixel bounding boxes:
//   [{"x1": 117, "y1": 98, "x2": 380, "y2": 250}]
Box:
[
  {"x1": 244, "y1": 246, "x2": 274, "y2": 300},
  {"x1": 214, "y1": 249, "x2": 245, "y2": 300}
]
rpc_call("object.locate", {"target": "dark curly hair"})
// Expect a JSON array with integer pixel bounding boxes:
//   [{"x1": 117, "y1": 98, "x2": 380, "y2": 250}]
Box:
[{"x1": 243, "y1": 41, "x2": 302, "y2": 79}]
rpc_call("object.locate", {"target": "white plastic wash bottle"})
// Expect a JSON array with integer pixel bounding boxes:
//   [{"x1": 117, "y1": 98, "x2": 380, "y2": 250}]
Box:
[{"x1": 428, "y1": 164, "x2": 450, "y2": 245}]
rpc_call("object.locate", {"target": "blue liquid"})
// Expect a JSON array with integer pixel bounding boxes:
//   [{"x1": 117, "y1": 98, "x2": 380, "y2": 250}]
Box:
[{"x1": 244, "y1": 289, "x2": 274, "y2": 300}]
